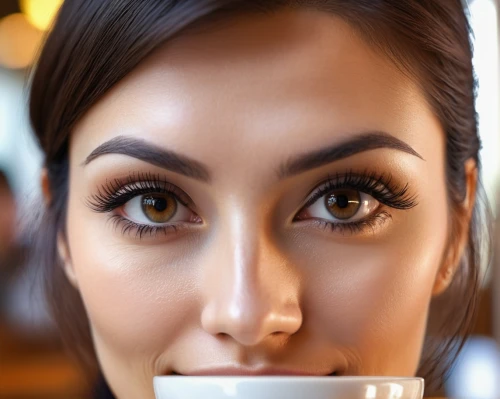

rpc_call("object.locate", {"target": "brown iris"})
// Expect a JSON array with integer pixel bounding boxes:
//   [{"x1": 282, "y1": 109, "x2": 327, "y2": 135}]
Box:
[
  {"x1": 141, "y1": 194, "x2": 177, "y2": 223},
  {"x1": 325, "y1": 189, "x2": 361, "y2": 220}
]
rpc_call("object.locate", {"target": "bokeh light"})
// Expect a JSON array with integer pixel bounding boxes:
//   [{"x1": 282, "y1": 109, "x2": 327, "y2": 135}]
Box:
[
  {"x1": 19, "y1": 0, "x2": 63, "y2": 31},
  {"x1": 0, "y1": 13, "x2": 42, "y2": 69}
]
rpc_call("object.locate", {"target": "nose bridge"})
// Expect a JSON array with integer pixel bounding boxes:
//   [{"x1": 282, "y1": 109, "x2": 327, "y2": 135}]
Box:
[{"x1": 200, "y1": 203, "x2": 302, "y2": 346}]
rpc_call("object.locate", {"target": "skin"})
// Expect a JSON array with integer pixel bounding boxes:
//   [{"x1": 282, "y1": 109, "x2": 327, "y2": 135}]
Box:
[{"x1": 52, "y1": 10, "x2": 476, "y2": 399}]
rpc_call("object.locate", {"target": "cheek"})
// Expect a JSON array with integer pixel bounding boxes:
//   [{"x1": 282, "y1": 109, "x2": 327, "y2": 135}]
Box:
[
  {"x1": 66, "y1": 200, "x2": 199, "y2": 363},
  {"x1": 303, "y1": 242, "x2": 438, "y2": 337},
  {"x1": 296, "y1": 195, "x2": 449, "y2": 373}
]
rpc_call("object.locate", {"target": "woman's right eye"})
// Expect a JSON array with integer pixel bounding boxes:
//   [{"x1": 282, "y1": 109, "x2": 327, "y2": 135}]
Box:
[{"x1": 121, "y1": 193, "x2": 201, "y2": 225}]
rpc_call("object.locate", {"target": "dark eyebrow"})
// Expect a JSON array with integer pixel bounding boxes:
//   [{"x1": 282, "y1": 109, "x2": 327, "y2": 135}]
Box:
[
  {"x1": 278, "y1": 131, "x2": 424, "y2": 179},
  {"x1": 83, "y1": 136, "x2": 211, "y2": 182}
]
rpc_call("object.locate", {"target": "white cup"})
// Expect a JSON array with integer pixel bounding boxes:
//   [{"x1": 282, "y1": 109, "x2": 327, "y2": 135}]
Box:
[{"x1": 153, "y1": 376, "x2": 424, "y2": 399}]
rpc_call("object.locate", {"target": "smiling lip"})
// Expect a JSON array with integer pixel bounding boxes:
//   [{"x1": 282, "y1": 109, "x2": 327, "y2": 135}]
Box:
[{"x1": 177, "y1": 368, "x2": 333, "y2": 376}]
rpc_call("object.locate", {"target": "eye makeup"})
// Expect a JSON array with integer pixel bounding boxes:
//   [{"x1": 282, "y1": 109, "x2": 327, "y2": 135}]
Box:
[
  {"x1": 85, "y1": 169, "x2": 417, "y2": 240},
  {"x1": 86, "y1": 172, "x2": 200, "y2": 239},
  {"x1": 294, "y1": 170, "x2": 418, "y2": 235},
  {"x1": 86, "y1": 172, "x2": 194, "y2": 212},
  {"x1": 300, "y1": 170, "x2": 417, "y2": 212}
]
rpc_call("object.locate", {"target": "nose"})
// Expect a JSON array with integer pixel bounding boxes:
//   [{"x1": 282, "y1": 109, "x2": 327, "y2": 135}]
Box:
[{"x1": 200, "y1": 220, "x2": 303, "y2": 347}]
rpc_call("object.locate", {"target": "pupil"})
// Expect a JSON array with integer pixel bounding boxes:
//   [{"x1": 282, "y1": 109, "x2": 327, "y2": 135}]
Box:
[
  {"x1": 153, "y1": 198, "x2": 167, "y2": 212},
  {"x1": 336, "y1": 195, "x2": 349, "y2": 208}
]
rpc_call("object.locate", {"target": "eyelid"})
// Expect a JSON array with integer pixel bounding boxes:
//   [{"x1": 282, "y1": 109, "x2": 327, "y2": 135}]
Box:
[
  {"x1": 308, "y1": 210, "x2": 392, "y2": 236},
  {"x1": 86, "y1": 172, "x2": 195, "y2": 213},
  {"x1": 299, "y1": 170, "x2": 417, "y2": 212},
  {"x1": 108, "y1": 214, "x2": 192, "y2": 240}
]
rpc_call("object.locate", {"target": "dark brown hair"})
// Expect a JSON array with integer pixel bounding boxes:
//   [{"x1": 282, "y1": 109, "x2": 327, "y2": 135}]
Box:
[{"x1": 28, "y1": 0, "x2": 489, "y2": 395}]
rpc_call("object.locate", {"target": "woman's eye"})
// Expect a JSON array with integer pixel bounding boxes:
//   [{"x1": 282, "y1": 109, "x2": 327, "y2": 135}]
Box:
[
  {"x1": 297, "y1": 189, "x2": 380, "y2": 223},
  {"x1": 122, "y1": 193, "x2": 198, "y2": 225}
]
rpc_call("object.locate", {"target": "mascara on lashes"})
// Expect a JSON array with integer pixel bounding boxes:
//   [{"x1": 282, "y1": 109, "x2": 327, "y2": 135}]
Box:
[{"x1": 84, "y1": 170, "x2": 417, "y2": 238}]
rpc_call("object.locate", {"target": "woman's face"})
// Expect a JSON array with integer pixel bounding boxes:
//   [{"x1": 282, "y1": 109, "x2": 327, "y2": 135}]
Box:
[{"x1": 64, "y1": 10, "x2": 453, "y2": 399}]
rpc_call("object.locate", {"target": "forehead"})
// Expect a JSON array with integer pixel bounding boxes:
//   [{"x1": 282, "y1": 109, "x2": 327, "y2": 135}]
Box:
[{"x1": 71, "y1": 9, "x2": 442, "y2": 179}]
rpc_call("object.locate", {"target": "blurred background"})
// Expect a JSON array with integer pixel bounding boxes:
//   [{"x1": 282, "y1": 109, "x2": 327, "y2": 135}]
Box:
[{"x1": 0, "y1": 0, "x2": 499, "y2": 398}]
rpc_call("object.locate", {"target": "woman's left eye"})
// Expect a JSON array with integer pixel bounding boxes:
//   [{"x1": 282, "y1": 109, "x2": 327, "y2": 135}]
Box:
[
  {"x1": 295, "y1": 189, "x2": 380, "y2": 223},
  {"x1": 121, "y1": 193, "x2": 200, "y2": 225}
]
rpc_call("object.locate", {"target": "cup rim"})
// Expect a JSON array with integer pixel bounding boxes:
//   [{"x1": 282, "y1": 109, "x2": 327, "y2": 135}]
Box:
[{"x1": 154, "y1": 375, "x2": 424, "y2": 383}]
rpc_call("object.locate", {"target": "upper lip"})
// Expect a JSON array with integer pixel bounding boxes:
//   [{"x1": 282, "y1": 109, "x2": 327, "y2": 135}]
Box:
[{"x1": 177, "y1": 367, "x2": 334, "y2": 376}]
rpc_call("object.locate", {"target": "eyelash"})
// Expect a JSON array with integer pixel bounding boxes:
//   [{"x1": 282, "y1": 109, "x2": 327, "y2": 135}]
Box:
[
  {"x1": 107, "y1": 214, "x2": 184, "y2": 239},
  {"x1": 309, "y1": 211, "x2": 392, "y2": 235},
  {"x1": 86, "y1": 170, "x2": 417, "y2": 239},
  {"x1": 302, "y1": 170, "x2": 416, "y2": 210},
  {"x1": 297, "y1": 170, "x2": 417, "y2": 235},
  {"x1": 86, "y1": 172, "x2": 193, "y2": 239}
]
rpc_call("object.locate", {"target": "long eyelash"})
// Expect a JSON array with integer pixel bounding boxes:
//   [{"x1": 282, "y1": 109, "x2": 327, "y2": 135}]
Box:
[
  {"x1": 303, "y1": 169, "x2": 418, "y2": 211},
  {"x1": 85, "y1": 172, "x2": 191, "y2": 213}
]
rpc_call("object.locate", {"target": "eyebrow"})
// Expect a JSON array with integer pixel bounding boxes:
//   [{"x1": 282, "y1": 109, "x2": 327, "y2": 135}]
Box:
[
  {"x1": 278, "y1": 131, "x2": 423, "y2": 179},
  {"x1": 84, "y1": 131, "x2": 423, "y2": 183},
  {"x1": 83, "y1": 136, "x2": 211, "y2": 182}
]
